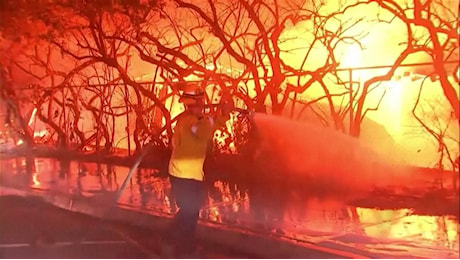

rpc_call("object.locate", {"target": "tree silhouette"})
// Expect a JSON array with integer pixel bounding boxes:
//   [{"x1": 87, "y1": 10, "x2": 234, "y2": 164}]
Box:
[
  {"x1": 0, "y1": 0, "x2": 457, "y2": 156},
  {"x1": 412, "y1": 75, "x2": 458, "y2": 190},
  {"x1": 345, "y1": 0, "x2": 459, "y2": 137}
]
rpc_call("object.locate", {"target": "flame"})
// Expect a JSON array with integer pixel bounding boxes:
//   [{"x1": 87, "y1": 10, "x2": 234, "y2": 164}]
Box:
[
  {"x1": 28, "y1": 108, "x2": 37, "y2": 126},
  {"x1": 33, "y1": 129, "x2": 48, "y2": 138}
]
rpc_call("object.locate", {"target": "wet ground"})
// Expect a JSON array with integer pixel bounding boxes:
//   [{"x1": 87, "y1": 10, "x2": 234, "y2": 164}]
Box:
[
  {"x1": 0, "y1": 195, "x2": 156, "y2": 258},
  {"x1": 0, "y1": 195, "x2": 256, "y2": 259},
  {"x1": 0, "y1": 156, "x2": 459, "y2": 258}
]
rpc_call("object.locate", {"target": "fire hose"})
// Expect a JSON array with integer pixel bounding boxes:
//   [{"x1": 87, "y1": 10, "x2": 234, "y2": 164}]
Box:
[
  {"x1": 101, "y1": 105, "x2": 254, "y2": 257},
  {"x1": 113, "y1": 105, "x2": 253, "y2": 204}
]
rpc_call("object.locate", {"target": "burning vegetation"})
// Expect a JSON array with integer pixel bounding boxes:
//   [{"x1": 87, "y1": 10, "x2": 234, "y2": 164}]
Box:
[{"x1": 0, "y1": 0, "x2": 458, "y2": 174}]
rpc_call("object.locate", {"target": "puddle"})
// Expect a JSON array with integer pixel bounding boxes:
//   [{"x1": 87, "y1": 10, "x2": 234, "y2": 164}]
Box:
[{"x1": 1, "y1": 157, "x2": 458, "y2": 258}]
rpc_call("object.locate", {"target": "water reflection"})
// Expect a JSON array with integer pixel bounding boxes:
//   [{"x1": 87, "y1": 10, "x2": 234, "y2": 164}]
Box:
[
  {"x1": 357, "y1": 208, "x2": 459, "y2": 250},
  {"x1": 0, "y1": 157, "x2": 458, "y2": 258},
  {"x1": 59, "y1": 159, "x2": 70, "y2": 179}
]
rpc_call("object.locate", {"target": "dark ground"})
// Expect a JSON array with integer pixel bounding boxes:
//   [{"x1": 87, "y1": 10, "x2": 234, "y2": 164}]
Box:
[{"x1": 0, "y1": 195, "x2": 253, "y2": 259}]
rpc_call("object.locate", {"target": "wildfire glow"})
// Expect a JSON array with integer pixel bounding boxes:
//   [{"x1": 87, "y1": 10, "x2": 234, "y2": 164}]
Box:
[
  {"x1": 0, "y1": 0, "x2": 456, "y2": 173},
  {"x1": 32, "y1": 172, "x2": 40, "y2": 187},
  {"x1": 33, "y1": 129, "x2": 48, "y2": 138},
  {"x1": 341, "y1": 44, "x2": 362, "y2": 69},
  {"x1": 357, "y1": 207, "x2": 459, "y2": 252},
  {"x1": 382, "y1": 79, "x2": 403, "y2": 136},
  {"x1": 28, "y1": 108, "x2": 37, "y2": 126}
]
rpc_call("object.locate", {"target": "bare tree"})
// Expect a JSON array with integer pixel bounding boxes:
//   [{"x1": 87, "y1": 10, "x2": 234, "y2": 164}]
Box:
[
  {"x1": 389, "y1": 0, "x2": 458, "y2": 119},
  {"x1": 412, "y1": 75, "x2": 459, "y2": 191},
  {"x1": 1, "y1": 0, "x2": 169, "y2": 152},
  {"x1": 0, "y1": 65, "x2": 34, "y2": 146},
  {"x1": 345, "y1": 0, "x2": 459, "y2": 137},
  {"x1": 2, "y1": 0, "x2": 457, "y2": 157}
]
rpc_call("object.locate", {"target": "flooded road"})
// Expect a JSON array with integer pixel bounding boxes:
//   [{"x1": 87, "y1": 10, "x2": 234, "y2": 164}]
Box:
[{"x1": 1, "y1": 156, "x2": 458, "y2": 258}]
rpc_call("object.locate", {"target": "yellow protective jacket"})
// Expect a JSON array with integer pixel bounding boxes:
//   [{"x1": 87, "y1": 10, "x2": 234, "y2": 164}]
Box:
[{"x1": 168, "y1": 112, "x2": 228, "y2": 181}]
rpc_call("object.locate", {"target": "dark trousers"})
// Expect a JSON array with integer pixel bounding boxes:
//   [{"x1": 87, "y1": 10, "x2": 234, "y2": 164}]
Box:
[{"x1": 168, "y1": 175, "x2": 206, "y2": 253}]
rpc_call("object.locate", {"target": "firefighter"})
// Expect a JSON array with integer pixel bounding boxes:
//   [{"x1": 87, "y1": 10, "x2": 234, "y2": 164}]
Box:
[{"x1": 166, "y1": 83, "x2": 231, "y2": 257}]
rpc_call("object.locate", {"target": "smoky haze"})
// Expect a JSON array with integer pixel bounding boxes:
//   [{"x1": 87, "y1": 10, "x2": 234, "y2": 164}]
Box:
[{"x1": 250, "y1": 113, "x2": 417, "y2": 193}]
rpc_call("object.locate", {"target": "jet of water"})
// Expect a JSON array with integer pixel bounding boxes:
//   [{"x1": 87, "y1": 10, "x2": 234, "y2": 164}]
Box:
[{"x1": 249, "y1": 113, "x2": 416, "y2": 193}]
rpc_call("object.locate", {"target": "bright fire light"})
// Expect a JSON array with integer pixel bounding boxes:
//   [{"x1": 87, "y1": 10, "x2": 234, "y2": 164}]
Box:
[
  {"x1": 342, "y1": 44, "x2": 362, "y2": 68},
  {"x1": 34, "y1": 129, "x2": 48, "y2": 138},
  {"x1": 382, "y1": 79, "x2": 403, "y2": 135},
  {"x1": 28, "y1": 108, "x2": 37, "y2": 126},
  {"x1": 205, "y1": 63, "x2": 215, "y2": 70},
  {"x1": 32, "y1": 172, "x2": 40, "y2": 187}
]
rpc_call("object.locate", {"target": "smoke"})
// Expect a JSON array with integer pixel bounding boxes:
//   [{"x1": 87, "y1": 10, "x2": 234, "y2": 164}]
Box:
[{"x1": 250, "y1": 113, "x2": 416, "y2": 193}]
